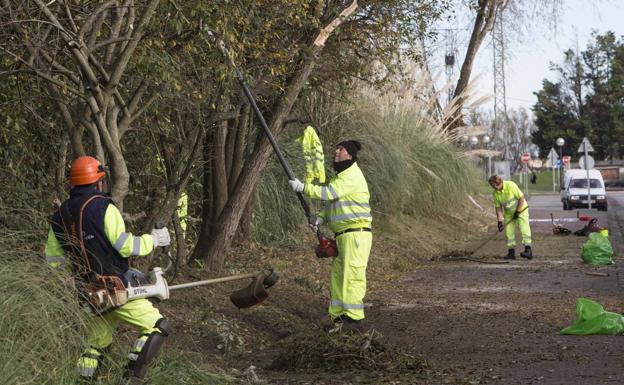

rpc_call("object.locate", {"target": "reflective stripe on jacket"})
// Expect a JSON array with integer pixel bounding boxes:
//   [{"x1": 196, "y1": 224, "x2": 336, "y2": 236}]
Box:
[
  {"x1": 304, "y1": 162, "x2": 372, "y2": 233},
  {"x1": 492, "y1": 180, "x2": 528, "y2": 213}
]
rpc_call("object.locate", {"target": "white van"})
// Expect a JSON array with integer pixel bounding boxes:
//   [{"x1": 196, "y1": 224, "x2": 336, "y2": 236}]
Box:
[{"x1": 561, "y1": 169, "x2": 607, "y2": 211}]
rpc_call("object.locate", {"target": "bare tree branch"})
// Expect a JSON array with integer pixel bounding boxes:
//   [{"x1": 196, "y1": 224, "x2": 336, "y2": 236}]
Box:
[{"x1": 106, "y1": 0, "x2": 159, "y2": 93}]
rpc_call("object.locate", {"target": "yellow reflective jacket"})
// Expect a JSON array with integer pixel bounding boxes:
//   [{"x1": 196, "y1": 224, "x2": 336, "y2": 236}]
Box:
[
  {"x1": 492, "y1": 180, "x2": 528, "y2": 215},
  {"x1": 296, "y1": 126, "x2": 325, "y2": 184},
  {"x1": 45, "y1": 203, "x2": 155, "y2": 269},
  {"x1": 304, "y1": 162, "x2": 372, "y2": 233}
]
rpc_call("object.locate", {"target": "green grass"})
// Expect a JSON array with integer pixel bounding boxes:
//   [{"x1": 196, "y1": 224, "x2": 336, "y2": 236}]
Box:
[
  {"x1": 512, "y1": 169, "x2": 563, "y2": 194},
  {"x1": 0, "y1": 257, "x2": 88, "y2": 385}
]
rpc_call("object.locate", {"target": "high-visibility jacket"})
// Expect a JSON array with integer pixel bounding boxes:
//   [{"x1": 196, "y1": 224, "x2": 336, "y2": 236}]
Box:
[
  {"x1": 178, "y1": 192, "x2": 188, "y2": 233},
  {"x1": 297, "y1": 126, "x2": 326, "y2": 184},
  {"x1": 304, "y1": 162, "x2": 372, "y2": 233},
  {"x1": 45, "y1": 185, "x2": 154, "y2": 286},
  {"x1": 492, "y1": 180, "x2": 528, "y2": 215}
]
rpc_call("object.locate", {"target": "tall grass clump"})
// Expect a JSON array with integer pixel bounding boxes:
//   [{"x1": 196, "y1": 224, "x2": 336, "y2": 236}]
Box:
[
  {"x1": 342, "y1": 91, "x2": 482, "y2": 219},
  {"x1": 0, "y1": 206, "x2": 86, "y2": 385},
  {"x1": 0, "y1": 256, "x2": 88, "y2": 385},
  {"x1": 0, "y1": 209, "x2": 237, "y2": 385},
  {"x1": 252, "y1": 79, "x2": 484, "y2": 241},
  {"x1": 252, "y1": 138, "x2": 312, "y2": 244}
]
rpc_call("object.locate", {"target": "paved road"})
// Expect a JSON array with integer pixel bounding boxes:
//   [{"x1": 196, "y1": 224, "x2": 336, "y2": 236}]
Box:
[
  {"x1": 368, "y1": 192, "x2": 624, "y2": 384},
  {"x1": 523, "y1": 192, "x2": 624, "y2": 259}
]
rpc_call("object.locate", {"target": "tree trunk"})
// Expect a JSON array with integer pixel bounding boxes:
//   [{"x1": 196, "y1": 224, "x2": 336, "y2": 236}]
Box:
[
  {"x1": 211, "y1": 120, "x2": 229, "y2": 220},
  {"x1": 191, "y1": 0, "x2": 358, "y2": 270},
  {"x1": 191, "y1": 125, "x2": 216, "y2": 265},
  {"x1": 446, "y1": 0, "x2": 502, "y2": 131},
  {"x1": 237, "y1": 183, "x2": 257, "y2": 244},
  {"x1": 201, "y1": 53, "x2": 319, "y2": 270},
  {"x1": 229, "y1": 103, "x2": 251, "y2": 193}
]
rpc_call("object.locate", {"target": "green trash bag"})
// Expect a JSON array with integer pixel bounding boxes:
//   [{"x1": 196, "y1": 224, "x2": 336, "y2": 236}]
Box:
[
  {"x1": 580, "y1": 232, "x2": 613, "y2": 265},
  {"x1": 560, "y1": 298, "x2": 624, "y2": 335}
]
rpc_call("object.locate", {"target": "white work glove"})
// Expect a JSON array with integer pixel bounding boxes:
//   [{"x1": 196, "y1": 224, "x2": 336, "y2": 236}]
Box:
[
  {"x1": 288, "y1": 178, "x2": 305, "y2": 193},
  {"x1": 150, "y1": 227, "x2": 171, "y2": 247}
]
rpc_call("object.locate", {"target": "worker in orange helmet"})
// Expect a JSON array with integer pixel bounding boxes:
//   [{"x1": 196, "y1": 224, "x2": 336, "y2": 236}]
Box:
[{"x1": 44, "y1": 156, "x2": 171, "y2": 385}]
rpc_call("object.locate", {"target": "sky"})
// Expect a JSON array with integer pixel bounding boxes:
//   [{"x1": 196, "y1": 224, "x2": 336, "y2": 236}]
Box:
[{"x1": 427, "y1": 0, "x2": 624, "y2": 112}]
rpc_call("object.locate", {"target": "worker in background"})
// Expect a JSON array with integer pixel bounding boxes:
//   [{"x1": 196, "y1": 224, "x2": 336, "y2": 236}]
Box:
[
  {"x1": 489, "y1": 175, "x2": 533, "y2": 260},
  {"x1": 44, "y1": 156, "x2": 172, "y2": 385},
  {"x1": 289, "y1": 140, "x2": 372, "y2": 333}
]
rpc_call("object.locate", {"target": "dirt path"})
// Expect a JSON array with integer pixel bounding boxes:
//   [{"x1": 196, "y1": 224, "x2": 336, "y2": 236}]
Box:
[
  {"x1": 363, "y1": 194, "x2": 624, "y2": 385},
  {"x1": 165, "y1": 194, "x2": 624, "y2": 384}
]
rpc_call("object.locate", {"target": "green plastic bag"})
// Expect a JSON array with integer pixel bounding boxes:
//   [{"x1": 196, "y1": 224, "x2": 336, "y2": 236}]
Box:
[
  {"x1": 560, "y1": 298, "x2": 624, "y2": 335},
  {"x1": 580, "y1": 233, "x2": 613, "y2": 265}
]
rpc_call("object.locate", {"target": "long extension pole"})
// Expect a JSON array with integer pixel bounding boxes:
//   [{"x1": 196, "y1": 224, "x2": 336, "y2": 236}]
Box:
[{"x1": 211, "y1": 34, "x2": 313, "y2": 221}]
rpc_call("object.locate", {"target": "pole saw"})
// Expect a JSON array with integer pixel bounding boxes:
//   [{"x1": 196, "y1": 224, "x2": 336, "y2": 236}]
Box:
[{"x1": 210, "y1": 32, "x2": 337, "y2": 258}]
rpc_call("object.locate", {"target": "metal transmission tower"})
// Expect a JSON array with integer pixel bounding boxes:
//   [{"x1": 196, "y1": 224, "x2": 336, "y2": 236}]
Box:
[
  {"x1": 416, "y1": 36, "x2": 444, "y2": 122},
  {"x1": 492, "y1": 9, "x2": 509, "y2": 160},
  {"x1": 444, "y1": 29, "x2": 457, "y2": 105}
]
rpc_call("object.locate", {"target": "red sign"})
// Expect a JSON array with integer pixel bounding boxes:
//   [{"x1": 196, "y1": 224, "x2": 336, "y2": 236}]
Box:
[
  {"x1": 562, "y1": 155, "x2": 571, "y2": 167},
  {"x1": 521, "y1": 152, "x2": 531, "y2": 164}
]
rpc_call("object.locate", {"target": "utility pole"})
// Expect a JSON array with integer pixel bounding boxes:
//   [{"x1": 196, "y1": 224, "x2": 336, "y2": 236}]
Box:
[
  {"x1": 417, "y1": 36, "x2": 444, "y2": 122},
  {"x1": 492, "y1": 7, "x2": 512, "y2": 180}
]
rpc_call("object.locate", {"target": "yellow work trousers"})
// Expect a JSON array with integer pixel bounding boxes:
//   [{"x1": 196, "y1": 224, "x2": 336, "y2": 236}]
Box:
[
  {"x1": 329, "y1": 231, "x2": 372, "y2": 321},
  {"x1": 504, "y1": 209, "x2": 531, "y2": 248},
  {"x1": 77, "y1": 298, "x2": 162, "y2": 376}
]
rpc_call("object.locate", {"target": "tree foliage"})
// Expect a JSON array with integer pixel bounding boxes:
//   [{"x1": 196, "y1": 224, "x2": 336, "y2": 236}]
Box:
[
  {"x1": 532, "y1": 31, "x2": 624, "y2": 160},
  {"x1": 0, "y1": 0, "x2": 450, "y2": 270}
]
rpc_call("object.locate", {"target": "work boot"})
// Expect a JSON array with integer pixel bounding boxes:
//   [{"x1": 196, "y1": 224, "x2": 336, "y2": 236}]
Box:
[
  {"x1": 520, "y1": 245, "x2": 533, "y2": 260},
  {"x1": 323, "y1": 315, "x2": 344, "y2": 333},
  {"x1": 341, "y1": 316, "x2": 364, "y2": 333},
  {"x1": 504, "y1": 248, "x2": 515, "y2": 260},
  {"x1": 76, "y1": 376, "x2": 94, "y2": 385},
  {"x1": 120, "y1": 369, "x2": 145, "y2": 385},
  {"x1": 120, "y1": 376, "x2": 144, "y2": 385}
]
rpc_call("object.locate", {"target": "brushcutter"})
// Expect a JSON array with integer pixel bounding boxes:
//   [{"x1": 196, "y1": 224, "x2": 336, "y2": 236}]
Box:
[
  {"x1": 126, "y1": 266, "x2": 279, "y2": 309},
  {"x1": 550, "y1": 213, "x2": 571, "y2": 235},
  {"x1": 85, "y1": 264, "x2": 279, "y2": 314},
  {"x1": 123, "y1": 222, "x2": 278, "y2": 309},
  {"x1": 210, "y1": 32, "x2": 337, "y2": 258}
]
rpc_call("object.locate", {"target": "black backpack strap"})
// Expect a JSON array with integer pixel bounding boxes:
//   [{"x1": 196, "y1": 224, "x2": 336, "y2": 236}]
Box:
[{"x1": 57, "y1": 194, "x2": 108, "y2": 276}]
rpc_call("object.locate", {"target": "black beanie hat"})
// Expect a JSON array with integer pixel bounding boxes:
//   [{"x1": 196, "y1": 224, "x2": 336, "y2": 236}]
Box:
[{"x1": 337, "y1": 140, "x2": 362, "y2": 159}]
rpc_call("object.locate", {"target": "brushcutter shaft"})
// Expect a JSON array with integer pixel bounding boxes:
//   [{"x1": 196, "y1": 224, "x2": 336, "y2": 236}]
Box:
[{"x1": 168, "y1": 272, "x2": 258, "y2": 291}]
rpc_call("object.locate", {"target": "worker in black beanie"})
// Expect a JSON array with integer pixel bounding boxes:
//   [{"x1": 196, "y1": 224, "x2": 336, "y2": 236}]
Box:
[
  {"x1": 288, "y1": 138, "x2": 372, "y2": 333},
  {"x1": 332, "y1": 140, "x2": 361, "y2": 173},
  {"x1": 337, "y1": 140, "x2": 361, "y2": 159}
]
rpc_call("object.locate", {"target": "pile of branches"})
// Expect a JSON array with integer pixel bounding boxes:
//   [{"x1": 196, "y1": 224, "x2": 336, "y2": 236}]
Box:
[{"x1": 270, "y1": 329, "x2": 427, "y2": 373}]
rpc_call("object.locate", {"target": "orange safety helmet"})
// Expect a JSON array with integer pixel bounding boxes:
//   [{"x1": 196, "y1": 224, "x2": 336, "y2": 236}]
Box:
[{"x1": 69, "y1": 156, "x2": 106, "y2": 186}]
